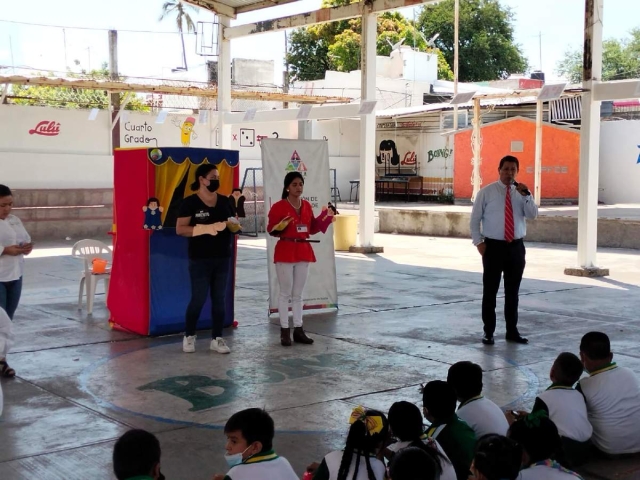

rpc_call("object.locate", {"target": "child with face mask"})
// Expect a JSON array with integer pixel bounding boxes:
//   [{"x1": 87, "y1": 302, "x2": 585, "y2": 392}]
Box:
[{"x1": 212, "y1": 408, "x2": 298, "y2": 480}]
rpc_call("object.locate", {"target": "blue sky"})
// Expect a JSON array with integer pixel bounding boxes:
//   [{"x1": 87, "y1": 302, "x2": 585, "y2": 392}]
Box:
[{"x1": 0, "y1": 0, "x2": 637, "y2": 85}]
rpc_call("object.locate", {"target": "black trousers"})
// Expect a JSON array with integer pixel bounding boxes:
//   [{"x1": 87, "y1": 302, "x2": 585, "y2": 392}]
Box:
[
  {"x1": 481, "y1": 238, "x2": 526, "y2": 337},
  {"x1": 185, "y1": 257, "x2": 230, "y2": 338}
]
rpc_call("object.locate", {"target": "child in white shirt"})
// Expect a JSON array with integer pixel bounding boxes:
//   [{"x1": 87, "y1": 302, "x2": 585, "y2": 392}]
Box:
[
  {"x1": 385, "y1": 401, "x2": 456, "y2": 480},
  {"x1": 577, "y1": 331, "x2": 640, "y2": 455},
  {"x1": 531, "y1": 353, "x2": 592, "y2": 466},
  {"x1": 447, "y1": 361, "x2": 509, "y2": 438},
  {"x1": 508, "y1": 412, "x2": 584, "y2": 479},
  {"x1": 310, "y1": 406, "x2": 387, "y2": 480},
  {"x1": 212, "y1": 408, "x2": 298, "y2": 480}
]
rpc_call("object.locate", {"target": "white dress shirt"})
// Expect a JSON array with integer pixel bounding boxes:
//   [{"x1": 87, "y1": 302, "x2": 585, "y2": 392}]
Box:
[
  {"x1": 0, "y1": 214, "x2": 31, "y2": 282},
  {"x1": 470, "y1": 181, "x2": 538, "y2": 245}
]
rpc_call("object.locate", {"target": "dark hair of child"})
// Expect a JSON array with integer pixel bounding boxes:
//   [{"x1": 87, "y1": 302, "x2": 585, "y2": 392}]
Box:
[
  {"x1": 447, "y1": 361, "x2": 483, "y2": 400},
  {"x1": 422, "y1": 380, "x2": 457, "y2": 419},
  {"x1": 224, "y1": 408, "x2": 275, "y2": 453},
  {"x1": 508, "y1": 414, "x2": 563, "y2": 465},
  {"x1": 147, "y1": 197, "x2": 160, "y2": 207},
  {"x1": 553, "y1": 352, "x2": 584, "y2": 386},
  {"x1": 112, "y1": 429, "x2": 161, "y2": 480},
  {"x1": 338, "y1": 409, "x2": 389, "y2": 480},
  {"x1": 389, "y1": 446, "x2": 440, "y2": 480},
  {"x1": 473, "y1": 434, "x2": 523, "y2": 480},
  {"x1": 579, "y1": 332, "x2": 611, "y2": 360},
  {"x1": 388, "y1": 401, "x2": 445, "y2": 477}
]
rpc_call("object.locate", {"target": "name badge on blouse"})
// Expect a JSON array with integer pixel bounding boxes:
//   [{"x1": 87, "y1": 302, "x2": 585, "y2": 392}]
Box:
[{"x1": 297, "y1": 224, "x2": 308, "y2": 233}]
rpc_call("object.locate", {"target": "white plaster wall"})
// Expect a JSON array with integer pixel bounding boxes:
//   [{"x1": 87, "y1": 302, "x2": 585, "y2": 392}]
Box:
[
  {"x1": 0, "y1": 104, "x2": 111, "y2": 154},
  {"x1": 0, "y1": 105, "x2": 113, "y2": 188},
  {"x1": 599, "y1": 120, "x2": 640, "y2": 204},
  {"x1": 0, "y1": 152, "x2": 114, "y2": 189},
  {"x1": 314, "y1": 119, "x2": 361, "y2": 198},
  {"x1": 0, "y1": 106, "x2": 364, "y2": 197}
]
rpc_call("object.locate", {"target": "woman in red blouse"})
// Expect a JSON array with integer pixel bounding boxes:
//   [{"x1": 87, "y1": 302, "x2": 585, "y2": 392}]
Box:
[{"x1": 267, "y1": 172, "x2": 335, "y2": 346}]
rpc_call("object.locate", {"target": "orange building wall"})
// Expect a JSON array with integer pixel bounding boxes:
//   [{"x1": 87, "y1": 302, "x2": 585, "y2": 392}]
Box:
[{"x1": 453, "y1": 118, "x2": 580, "y2": 200}]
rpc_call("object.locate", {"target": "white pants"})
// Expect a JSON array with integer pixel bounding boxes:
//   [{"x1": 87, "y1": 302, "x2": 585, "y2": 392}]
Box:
[{"x1": 275, "y1": 262, "x2": 309, "y2": 328}]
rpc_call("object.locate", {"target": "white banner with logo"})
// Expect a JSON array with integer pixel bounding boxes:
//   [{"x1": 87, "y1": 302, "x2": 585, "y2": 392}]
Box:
[{"x1": 260, "y1": 139, "x2": 338, "y2": 314}]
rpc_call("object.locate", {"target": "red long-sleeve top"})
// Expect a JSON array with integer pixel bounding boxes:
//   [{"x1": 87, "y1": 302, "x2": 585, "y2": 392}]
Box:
[{"x1": 267, "y1": 199, "x2": 321, "y2": 263}]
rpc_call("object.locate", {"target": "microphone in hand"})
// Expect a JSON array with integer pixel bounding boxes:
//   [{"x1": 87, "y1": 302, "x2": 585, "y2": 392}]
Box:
[{"x1": 512, "y1": 181, "x2": 531, "y2": 196}]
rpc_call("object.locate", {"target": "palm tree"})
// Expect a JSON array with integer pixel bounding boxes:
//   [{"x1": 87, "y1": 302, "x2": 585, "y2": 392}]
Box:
[{"x1": 159, "y1": 1, "x2": 197, "y2": 71}]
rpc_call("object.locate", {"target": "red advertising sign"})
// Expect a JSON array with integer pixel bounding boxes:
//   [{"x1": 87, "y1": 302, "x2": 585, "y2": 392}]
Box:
[{"x1": 29, "y1": 121, "x2": 60, "y2": 136}]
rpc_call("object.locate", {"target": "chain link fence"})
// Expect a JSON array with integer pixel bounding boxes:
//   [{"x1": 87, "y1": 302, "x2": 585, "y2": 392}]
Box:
[{"x1": 2, "y1": 68, "x2": 288, "y2": 113}]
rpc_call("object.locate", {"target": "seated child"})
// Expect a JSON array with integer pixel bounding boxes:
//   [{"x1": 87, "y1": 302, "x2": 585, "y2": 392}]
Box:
[
  {"x1": 530, "y1": 352, "x2": 592, "y2": 466},
  {"x1": 213, "y1": 408, "x2": 298, "y2": 480},
  {"x1": 468, "y1": 434, "x2": 522, "y2": 480},
  {"x1": 112, "y1": 429, "x2": 164, "y2": 480},
  {"x1": 447, "y1": 361, "x2": 509, "y2": 437},
  {"x1": 389, "y1": 447, "x2": 440, "y2": 480},
  {"x1": 312, "y1": 406, "x2": 387, "y2": 480},
  {"x1": 577, "y1": 331, "x2": 640, "y2": 455},
  {"x1": 422, "y1": 380, "x2": 476, "y2": 480},
  {"x1": 508, "y1": 412, "x2": 583, "y2": 479},
  {"x1": 385, "y1": 401, "x2": 456, "y2": 480}
]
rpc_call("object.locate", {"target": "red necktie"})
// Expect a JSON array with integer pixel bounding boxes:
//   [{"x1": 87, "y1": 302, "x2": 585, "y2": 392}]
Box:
[{"x1": 505, "y1": 186, "x2": 514, "y2": 242}]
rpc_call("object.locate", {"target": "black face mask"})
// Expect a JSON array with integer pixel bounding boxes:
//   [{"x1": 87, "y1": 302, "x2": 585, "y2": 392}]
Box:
[
  {"x1": 158, "y1": 472, "x2": 165, "y2": 480},
  {"x1": 206, "y1": 179, "x2": 220, "y2": 193}
]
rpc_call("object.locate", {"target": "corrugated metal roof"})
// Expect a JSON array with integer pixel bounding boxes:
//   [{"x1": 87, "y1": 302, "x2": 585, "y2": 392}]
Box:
[
  {"x1": 185, "y1": 0, "x2": 299, "y2": 15},
  {"x1": 431, "y1": 80, "x2": 514, "y2": 95},
  {"x1": 377, "y1": 96, "x2": 541, "y2": 118}
]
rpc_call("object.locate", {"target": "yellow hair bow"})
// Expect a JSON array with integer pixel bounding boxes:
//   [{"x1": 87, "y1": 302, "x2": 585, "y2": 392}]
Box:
[{"x1": 349, "y1": 406, "x2": 384, "y2": 436}]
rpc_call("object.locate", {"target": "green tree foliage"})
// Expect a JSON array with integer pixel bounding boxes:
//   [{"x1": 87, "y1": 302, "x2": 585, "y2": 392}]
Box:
[
  {"x1": 286, "y1": 0, "x2": 453, "y2": 82},
  {"x1": 9, "y1": 63, "x2": 150, "y2": 111},
  {"x1": 416, "y1": 0, "x2": 528, "y2": 82},
  {"x1": 556, "y1": 28, "x2": 640, "y2": 83},
  {"x1": 159, "y1": 0, "x2": 196, "y2": 34}
]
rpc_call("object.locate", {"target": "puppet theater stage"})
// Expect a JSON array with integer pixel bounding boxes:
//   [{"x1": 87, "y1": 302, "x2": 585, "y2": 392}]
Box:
[{"x1": 107, "y1": 147, "x2": 240, "y2": 335}]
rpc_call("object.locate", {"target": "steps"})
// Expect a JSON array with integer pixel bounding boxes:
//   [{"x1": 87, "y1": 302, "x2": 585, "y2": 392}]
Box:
[{"x1": 11, "y1": 189, "x2": 113, "y2": 241}]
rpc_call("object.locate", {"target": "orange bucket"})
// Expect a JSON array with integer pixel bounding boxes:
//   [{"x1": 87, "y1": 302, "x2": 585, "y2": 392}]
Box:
[{"x1": 92, "y1": 258, "x2": 108, "y2": 274}]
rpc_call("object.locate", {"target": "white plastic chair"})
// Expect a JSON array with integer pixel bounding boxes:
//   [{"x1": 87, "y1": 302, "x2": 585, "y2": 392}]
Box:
[{"x1": 72, "y1": 239, "x2": 112, "y2": 315}]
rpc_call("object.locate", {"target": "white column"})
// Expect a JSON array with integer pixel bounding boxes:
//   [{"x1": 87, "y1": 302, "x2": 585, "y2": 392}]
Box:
[
  {"x1": 298, "y1": 120, "x2": 312, "y2": 139},
  {"x1": 217, "y1": 16, "x2": 232, "y2": 149},
  {"x1": 453, "y1": 0, "x2": 459, "y2": 131},
  {"x1": 471, "y1": 97, "x2": 482, "y2": 201},
  {"x1": 533, "y1": 100, "x2": 543, "y2": 206},
  {"x1": 576, "y1": 0, "x2": 603, "y2": 269},
  {"x1": 358, "y1": 10, "x2": 377, "y2": 247}
]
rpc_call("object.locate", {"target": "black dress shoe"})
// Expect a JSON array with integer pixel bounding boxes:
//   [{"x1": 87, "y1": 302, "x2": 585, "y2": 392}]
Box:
[
  {"x1": 482, "y1": 335, "x2": 495, "y2": 345},
  {"x1": 505, "y1": 334, "x2": 529, "y2": 344}
]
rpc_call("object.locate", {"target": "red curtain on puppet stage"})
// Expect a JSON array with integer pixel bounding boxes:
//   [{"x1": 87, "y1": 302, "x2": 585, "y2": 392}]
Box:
[{"x1": 108, "y1": 147, "x2": 240, "y2": 335}]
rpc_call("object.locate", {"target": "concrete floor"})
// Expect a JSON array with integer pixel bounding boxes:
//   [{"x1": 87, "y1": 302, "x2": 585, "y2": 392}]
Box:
[{"x1": 1, "y1": 234, "x2": 640, "y2": 480}]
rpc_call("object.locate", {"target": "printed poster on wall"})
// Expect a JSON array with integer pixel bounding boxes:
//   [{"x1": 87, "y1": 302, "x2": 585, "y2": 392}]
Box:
[
  {"x1": 260, "y1": 139, "x2": 338, "y2": 314},
  {"x1": 375, "y1": 132, "x2": 418, "y2": 174}
]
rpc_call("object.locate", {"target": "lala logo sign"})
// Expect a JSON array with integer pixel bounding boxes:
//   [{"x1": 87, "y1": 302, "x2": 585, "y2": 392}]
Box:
[{"x1": 29, "y1": 121, "x2": 61, "y2": 136}]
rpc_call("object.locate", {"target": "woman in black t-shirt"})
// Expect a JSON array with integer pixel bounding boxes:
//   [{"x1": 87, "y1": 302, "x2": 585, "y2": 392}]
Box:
[{"x1": 177, "y1": 164, "x2": 236, "y2": 354}]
